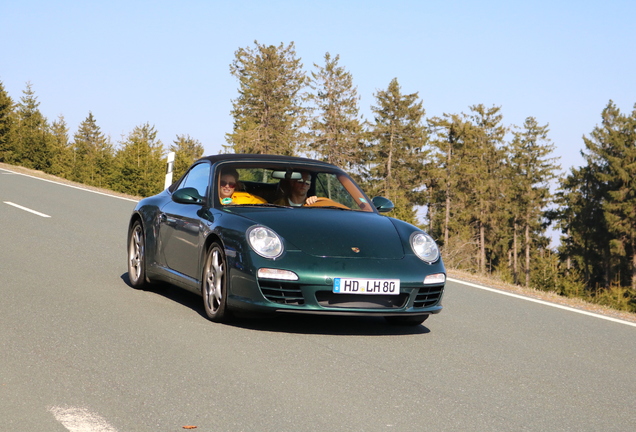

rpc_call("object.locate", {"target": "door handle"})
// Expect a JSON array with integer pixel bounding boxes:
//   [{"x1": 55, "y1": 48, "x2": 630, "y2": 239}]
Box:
[{"x1": 160, "y1": 213, "x2": 177, "y2": 225}]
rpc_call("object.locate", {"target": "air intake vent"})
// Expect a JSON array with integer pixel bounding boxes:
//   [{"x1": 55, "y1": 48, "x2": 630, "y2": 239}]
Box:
[
  {"x1": 413, "y1": 286, "x2": 444, "y2": 308},
  {"x1": 315, "y1": 292, "x2": 408, "y2": 309},
  {"x1": 258, "y1": 280, "x2": 305, "y2": 305}
]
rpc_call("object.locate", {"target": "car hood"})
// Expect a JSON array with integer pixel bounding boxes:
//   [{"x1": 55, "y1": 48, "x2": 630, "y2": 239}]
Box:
[{"x1": 225, "y1": 207, "x2": 405, "y2": 259}]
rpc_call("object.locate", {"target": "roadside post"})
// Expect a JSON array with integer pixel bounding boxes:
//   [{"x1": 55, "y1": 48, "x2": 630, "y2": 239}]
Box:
[{"x1": 164, "y1": 152, "x2": 175, "y2": 189}]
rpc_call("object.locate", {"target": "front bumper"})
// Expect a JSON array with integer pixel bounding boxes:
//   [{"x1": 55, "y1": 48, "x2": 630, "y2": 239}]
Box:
[{"x1": 226, "y1": 250, "x2": 446, "y2": 316}]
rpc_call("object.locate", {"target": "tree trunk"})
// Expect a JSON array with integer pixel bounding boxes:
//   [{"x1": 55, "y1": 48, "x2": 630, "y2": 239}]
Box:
[
  {"x1": 444, "y1": 144, "x2": 452, "y2": 246},
  {"x1": 385, "y1": 131, "x2": 394, "y2": 198},
  {"x1": 525, "y1": 223, "x2": 530, "y2": 288},
  {"x1": 513, "y1": 220, "x2": 518, "y2": 285},
  {"x1": 632, "y1": 237, "x2": 636, "y2": 290},
  {"x1": 604, "y1": 245, "x2": 611, "y2": 288},
  {"x1": 444, "y1": 192, "x2": 450, "y2": 246},
  {"x1": 480, "y1": 219, "x2": 486, "y2": 274}
]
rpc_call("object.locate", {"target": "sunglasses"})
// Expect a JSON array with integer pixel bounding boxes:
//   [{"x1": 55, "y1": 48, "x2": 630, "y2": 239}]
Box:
[
  {"x1": 220, "y1": 180, "x2": 236, "y2": 188},
  {"x1": 295, "y1": 179, "x2": 311, "y2": 185}
]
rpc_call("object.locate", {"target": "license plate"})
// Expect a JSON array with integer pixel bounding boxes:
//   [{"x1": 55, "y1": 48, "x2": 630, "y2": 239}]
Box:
[{"x1": 333, "y1": 278, "x2": 400, "y2": 295}]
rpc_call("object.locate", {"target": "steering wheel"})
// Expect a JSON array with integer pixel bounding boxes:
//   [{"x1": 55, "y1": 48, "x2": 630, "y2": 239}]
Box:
[{"x1": 305, "y1": 197, "x2": 350, "y2": 210}]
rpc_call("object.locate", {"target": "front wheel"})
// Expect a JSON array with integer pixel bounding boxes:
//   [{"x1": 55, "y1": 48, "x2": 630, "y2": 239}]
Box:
[
  {"x1": 127, "y1": 220, "x2": 148, "y2": 289},
  {"x1": 385, "y1": 315, "x2": 429, "y2": 326},
  {"x1": 202, "y1": 243, "x2": 231, "y2": 322}
]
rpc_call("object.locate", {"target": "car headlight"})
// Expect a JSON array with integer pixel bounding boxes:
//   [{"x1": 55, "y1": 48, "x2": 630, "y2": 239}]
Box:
[
  {"x1": 410, "y1": 232, "x2": 440, "y2": 263},
  {"x1": 247, "y1": 225, "x2": 283, "y2": 259}
]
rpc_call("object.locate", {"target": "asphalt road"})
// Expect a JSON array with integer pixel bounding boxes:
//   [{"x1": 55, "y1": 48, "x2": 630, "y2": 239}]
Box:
[{"x1": 1, "y1": 167, "x2": 635, "y2": 432}]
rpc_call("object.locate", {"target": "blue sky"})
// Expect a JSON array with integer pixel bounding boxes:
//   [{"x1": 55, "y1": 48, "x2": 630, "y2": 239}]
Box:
[{"x1": 1, "y1": 0, "x2": 635, "y2": 173}]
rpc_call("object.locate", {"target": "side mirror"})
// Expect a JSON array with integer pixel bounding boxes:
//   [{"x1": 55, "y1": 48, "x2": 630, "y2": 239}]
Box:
[
  {"x1": 372, "y1": 196, "x2": 394, "y2": 213},
  {"x1": 172, "y1": 187, "x2": 204, "y2": 204}
]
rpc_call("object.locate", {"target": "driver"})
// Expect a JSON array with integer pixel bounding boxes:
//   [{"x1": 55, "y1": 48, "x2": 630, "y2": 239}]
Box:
[{"x1": 275, "y1": 171, "x2": 318, "y2": 206}]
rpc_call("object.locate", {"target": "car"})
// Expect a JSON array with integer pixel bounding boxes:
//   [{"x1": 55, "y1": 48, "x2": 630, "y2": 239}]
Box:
[{"x1": 127, "y1": 154, "x2": 446, "y2": 325}]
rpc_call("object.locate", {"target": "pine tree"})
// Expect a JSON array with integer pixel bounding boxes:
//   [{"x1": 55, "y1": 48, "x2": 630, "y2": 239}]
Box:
[
  {"x1": 0, "y1": 81, "x2": 17, "y2": 163},
  {"x1": 464, "y1": 104, "x2": 507, "y2": 273},
  {"x1": 225, "y1": 41, "x2": 307, "y2": 156},
  {"x1": 170, "y1": 134, "x2": 204, "y2": 180},
  {"x1": 584, "y1": 101, "x2": 636, "y2": 289},
  {"x1": 557, "y1": 165, "x2": 609, "y2": 289},
  {"x1": 427, "y1": 113, "x2": 478, "y2": 268},
  {"x1": 71, "y1": 112, "x2": 113, "y2": 188},
  {"x1": 366, "y1": 78, "x2": 428, "y2": 225},
  {"x1": 15, "y1": 82, "x2": 52, "y2": 171},
  {"x1": 49, "y1": 115, "x2": 72, "y2": 177},
  {"x1": 308, "y1": 53, "x2": 364, "y2": 172},
  {"x1": 507, "y1": 117, "x2": 560, "y2": 286},
  {"x1": 112, "y1": 123, "x2": 165, "y2": 197},
  {"x1": 557, "y1": 100, "x2": 636, "y2": 295},
  {"x1": 428, "y1": 113, "x2": 471, "y2": 245}
]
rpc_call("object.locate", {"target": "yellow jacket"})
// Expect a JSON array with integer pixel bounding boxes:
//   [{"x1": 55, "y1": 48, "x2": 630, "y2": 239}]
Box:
[{"x1": 222, "y1": 192, "x2": 267, "y2": 205}]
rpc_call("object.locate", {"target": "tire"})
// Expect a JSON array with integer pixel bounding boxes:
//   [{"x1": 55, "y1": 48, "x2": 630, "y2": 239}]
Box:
[
  {"x1": 202, "y1": 243, "x2": 231, "y2": 322},
  {"x1": 127, "y1": 220, "x2": 148, "y2": 289},
  {"x1": 385, "y1": 315, "x2": 429, "y2": 326}
]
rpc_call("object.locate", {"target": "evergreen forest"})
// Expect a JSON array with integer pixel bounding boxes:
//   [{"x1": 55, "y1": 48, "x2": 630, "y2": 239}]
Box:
[{"x1": 1, "y1": 41, "x2": 635, "y2": 313}]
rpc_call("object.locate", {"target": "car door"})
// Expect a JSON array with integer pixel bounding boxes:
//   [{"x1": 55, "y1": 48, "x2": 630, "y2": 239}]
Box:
[{"x1": 158, "y1": 162, "x2": 211, "y2": 280}]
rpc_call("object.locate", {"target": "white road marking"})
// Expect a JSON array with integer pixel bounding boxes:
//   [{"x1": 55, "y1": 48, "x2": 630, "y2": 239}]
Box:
[
  {"x1": 448, "y1": 277, "x2": 636, "y2": 328},
  {"x1": 3, "y1": 201, "x2": 51, "y2": 218},
  {"x1": 48, "y1": 406, "x2": 119, "y2": 432},
  {"x1": 0, "y1": 167, "x2": 138, "y2": 202}
]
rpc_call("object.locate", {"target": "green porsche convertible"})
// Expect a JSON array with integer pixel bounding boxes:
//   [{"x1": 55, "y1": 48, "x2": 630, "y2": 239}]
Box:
[{"x1": 127, "y1": 154, "x2": 446, "y2": 325}]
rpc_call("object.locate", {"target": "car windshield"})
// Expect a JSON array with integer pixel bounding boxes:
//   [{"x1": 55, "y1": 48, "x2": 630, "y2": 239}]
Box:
[{"x1": 215, "y1": 164, "x2": 374, "y2": 212}]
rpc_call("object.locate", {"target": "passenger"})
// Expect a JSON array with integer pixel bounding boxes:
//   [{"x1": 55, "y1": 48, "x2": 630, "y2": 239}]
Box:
[
  {"x1": 219, "y1": 169, "x2": 267, "y2": 205},
  {"x1": 275, "y1": 171, "x2": 318, "y2": 206}
]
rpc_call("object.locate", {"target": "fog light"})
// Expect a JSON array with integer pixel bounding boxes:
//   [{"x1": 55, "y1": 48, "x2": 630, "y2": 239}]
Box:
[
  {"x1": 257, "y1": 268, "x2": 299, "y2": 281},
  {"x1": 424, "y1": 273, "x2": 446, "y2": 285}
]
